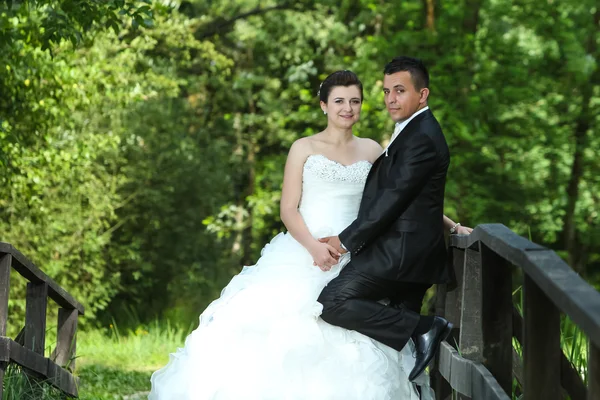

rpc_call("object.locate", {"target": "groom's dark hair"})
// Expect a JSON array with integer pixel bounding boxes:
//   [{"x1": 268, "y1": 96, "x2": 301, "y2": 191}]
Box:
[{"x1": 384, "y1": 57, "x2": 429, "y2": 90}]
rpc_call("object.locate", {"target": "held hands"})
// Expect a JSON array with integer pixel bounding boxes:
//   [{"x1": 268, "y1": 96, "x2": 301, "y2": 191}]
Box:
[
  {"x1": 311, "y1": 236, "x2": 347, "y2": 271},
  {"x1": 318, "y1": 236, "x2": 347, "y2": 255},
  {"x1": 308, "y1": 240, "x2": 341, "y2": 272}
]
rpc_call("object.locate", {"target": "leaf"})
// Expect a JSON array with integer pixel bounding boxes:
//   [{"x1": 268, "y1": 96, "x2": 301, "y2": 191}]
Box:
[{"x1": 137, "y1": 6, "x2": 152, "y2": 15}]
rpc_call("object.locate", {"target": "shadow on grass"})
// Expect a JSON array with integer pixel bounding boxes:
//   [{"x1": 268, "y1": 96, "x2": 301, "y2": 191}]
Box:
[{"x1": 77, "y1": 364, "x2": 151, "y2": 400}]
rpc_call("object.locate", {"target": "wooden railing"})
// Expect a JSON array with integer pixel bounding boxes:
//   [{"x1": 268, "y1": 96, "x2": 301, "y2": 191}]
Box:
[
  {"x1": 0, "y1": 242, "x2": 84, "y2": 398},
  {"x1": 430, "y1": 224, "x2": 600, "y2": 400}
]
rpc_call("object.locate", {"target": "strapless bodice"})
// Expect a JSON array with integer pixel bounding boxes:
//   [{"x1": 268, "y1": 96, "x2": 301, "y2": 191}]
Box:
[{"x1": 299, "y1": 154, "x2": 371, "y2": 238}]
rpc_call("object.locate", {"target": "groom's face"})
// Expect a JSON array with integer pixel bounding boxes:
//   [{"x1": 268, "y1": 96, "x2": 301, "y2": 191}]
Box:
[{"x1": 383, "y1": 71, "x2": 426, "y2": 123}]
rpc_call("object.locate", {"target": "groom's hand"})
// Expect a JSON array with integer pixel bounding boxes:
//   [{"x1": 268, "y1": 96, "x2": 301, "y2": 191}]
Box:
[{"x1": 319, "y1": 236, "x2": 347, "y2": 255}]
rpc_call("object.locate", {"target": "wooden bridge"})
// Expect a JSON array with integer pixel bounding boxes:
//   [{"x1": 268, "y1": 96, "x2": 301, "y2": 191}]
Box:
[
  {"x1": 431, "y1": 224, "x2": 600, "y2": 400},
  {"x1": 1, "y1": 224, "x2": 599, "y2": 399},
  {"x1": 0, "y1": 242, "x2": 83, "y2": 398}
]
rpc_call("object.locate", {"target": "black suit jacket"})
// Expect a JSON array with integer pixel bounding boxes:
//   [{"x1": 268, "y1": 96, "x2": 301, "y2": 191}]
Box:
[{"x1": 339, "y1": 109, "x2": 450, "y2": 283}]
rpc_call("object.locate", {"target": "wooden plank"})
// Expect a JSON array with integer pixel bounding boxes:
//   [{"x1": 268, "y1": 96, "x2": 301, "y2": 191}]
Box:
[
  {"x1": 459, "y1": 248, "x2": 484, "y2": 362},
  {"x1": 450, "y1": 224, "x2": 546, "y2": 266},
  {"x1": 4, "y1": 336, "x2": 48, "y2": 376},
  {"x1": 523, "y1": 250, "x2": 600, "y2": 349},
  {"x1": 0, "y1": 243, "x2": 84, "y2": 315},
  {"x1": 47, "y1": 359, "x2": 79, "y2": 397},
  {"x1": 471, "y1": 363, "x2": 512, "y2": 400},
  {"x1": 0, "y1": 254, "x2": 11, "y2": 336},
  {"x1": 523, "y1": 275, "x2": 561, "y2": 400},
  {"x1": 24, "y1": 282, "x2": 48, "y2": 355},
  {"x1": 0, "y1": 337, "x2": 78, "y2": 396},
  {"x1": 480, "y1": 243, "x2": 512, "y2": 395},
  {"x1": 52, "y1": 308, "x2": 78, "y2": 370},
  {"x1": 450, "y1": 350, "x2": 472, "y2": 396},
  {"x1": 590, "y1": 343, "x2": 600, "y2": 400},
  {"x1": 437, "y1": 342, "x2": 510, "y2": 400}
]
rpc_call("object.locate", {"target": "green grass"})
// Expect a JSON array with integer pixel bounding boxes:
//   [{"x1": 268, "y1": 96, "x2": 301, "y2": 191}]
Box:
[
  {"x1": 2, "y1": 364, "x2": 64, "y2": 400},
  {"x1": 76, "y1": 320, "x2": 189, "y2": 399},
  {"x1": 2, "y1": 320, "x2": 190, "y2": 400}
]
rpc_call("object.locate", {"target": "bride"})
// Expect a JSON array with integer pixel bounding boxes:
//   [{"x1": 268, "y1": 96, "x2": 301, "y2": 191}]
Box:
[{"x1": 149, "y1": 70, "x2": 467, "y2": 400}]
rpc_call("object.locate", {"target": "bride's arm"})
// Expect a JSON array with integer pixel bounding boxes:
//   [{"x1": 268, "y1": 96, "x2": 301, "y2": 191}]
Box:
[
  {"x1": 280, "y1": 139, "x2": 339, "y2": 268},
  {"x1": 443, "y1": 215, "x2": 473, "y2": 235}
]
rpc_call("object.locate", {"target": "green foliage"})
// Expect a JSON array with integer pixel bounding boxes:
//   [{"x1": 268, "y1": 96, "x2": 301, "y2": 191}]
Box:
[
  {"x1": 0, "y1": 0, "x2": 598, "y2": 332},
  {"x1": 0, "y1": 0, "x2": 153, "y2": 50}
]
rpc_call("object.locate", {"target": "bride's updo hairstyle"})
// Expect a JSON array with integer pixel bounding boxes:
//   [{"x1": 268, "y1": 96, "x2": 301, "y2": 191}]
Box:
[{"x1": 318, "y1": 70, "x2": 364, "y2": 103}]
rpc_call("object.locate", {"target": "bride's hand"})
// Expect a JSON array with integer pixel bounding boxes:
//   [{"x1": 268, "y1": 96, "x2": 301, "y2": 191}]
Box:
[
  {"x1": 308, "y1": 242, "x2": 340, "y2": 271},
  {"x1": 456, "y1": 225, "x2": 474, "y2": 235}
]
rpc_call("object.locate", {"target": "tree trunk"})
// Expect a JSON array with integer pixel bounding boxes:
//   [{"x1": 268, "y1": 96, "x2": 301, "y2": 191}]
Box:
[
  {"x1": 562, "y1": 8, "x2": 599, "y2": 274},
  {"x1": 424, "y1": 0, "x2": 435, "y2": 32}
]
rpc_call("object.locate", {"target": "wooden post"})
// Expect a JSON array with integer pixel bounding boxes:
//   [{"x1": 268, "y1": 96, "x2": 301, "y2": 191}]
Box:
[
  {"x1": 459, "y1": 248, "x2": 484, "y2": 362},
  {"x1": 590, "y1": 343, "x2": 600, "y2": 400},
  {"x1": 523, "y1": 274, "x2": 560, "y2": 400},
  {"x1": 24, "y1": 282, "x2": 48, "y2": 355},
  {"x1": 446, "y1": 248, "x2": 465, "y2": 344},
  {"x1": 0, "y1": 254, "x2": 11, "y2": 336},
  {"x1": 433, "y1": 283, "x2": 452, "y2": 400},
  {"x1": 0, "y1": 361, "x2": 6, "y2": 400},
  {"x1": 480, "y1": 243, "x2": 513, "y2": 395},
  {"x1": 0, "y1": 254, "x2": 10, "y2": 400},
  {"x1": 449, "y1": 247, "x2": 469, "y2": 400},
  {"x1": 53, "y1": 308, "x2": 78, "y2": 370}
]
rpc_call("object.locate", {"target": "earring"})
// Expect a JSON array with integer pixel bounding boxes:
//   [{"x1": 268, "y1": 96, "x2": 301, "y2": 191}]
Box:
[{"x1": 324, "y1": 111, "x2": 327, "y2": 115}]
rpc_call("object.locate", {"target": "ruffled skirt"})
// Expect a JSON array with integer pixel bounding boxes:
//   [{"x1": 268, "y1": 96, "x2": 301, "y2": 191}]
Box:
[{"x1": 149, "y1": 232, "x2": 433, "y2": 400}]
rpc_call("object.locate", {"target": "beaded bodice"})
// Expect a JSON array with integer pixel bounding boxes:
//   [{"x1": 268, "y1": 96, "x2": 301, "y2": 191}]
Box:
[{"x1": 298, "y1": 154, "x2": 371, "y2": 238}]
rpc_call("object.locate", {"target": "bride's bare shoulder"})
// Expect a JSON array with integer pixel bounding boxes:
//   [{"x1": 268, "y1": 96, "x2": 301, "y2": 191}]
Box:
[
  {"x1": 287, "y1": 137, "x2": 315, "y2": 163},
  {"x1": 357, "y1": 137, "x2": 383, "y2": 162}
]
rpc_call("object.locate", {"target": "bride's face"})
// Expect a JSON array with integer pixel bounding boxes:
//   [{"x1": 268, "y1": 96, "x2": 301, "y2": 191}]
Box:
[{"x1": 321, "y1": 85, "x2": 362, "y2": 129}]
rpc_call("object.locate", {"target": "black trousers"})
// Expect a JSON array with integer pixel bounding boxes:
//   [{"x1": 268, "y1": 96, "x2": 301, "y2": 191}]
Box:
[{"x1": 318, "y1": 261, "x2": 431, "y2": 352}]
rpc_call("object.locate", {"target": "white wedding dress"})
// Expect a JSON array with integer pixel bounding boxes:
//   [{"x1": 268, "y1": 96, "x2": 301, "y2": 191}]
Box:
[{"x1": 149, "y1": 154, "x2": 433, "y2": 400}]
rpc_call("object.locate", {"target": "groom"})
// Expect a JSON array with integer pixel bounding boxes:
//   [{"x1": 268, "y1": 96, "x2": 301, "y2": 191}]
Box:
[{"x1": 318, "y1": 56, "x2": 452, "y2": 381}]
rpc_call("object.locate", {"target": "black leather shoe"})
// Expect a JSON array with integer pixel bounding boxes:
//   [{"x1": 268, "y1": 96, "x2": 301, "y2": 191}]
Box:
[{"x1": 409, "y1": 316, "x2": 453, "y2": 381}]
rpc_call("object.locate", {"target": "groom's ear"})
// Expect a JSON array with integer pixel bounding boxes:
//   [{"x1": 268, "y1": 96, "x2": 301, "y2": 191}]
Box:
[{"x1": 419, "y1": 88, "x2": 430, "y2": 104}]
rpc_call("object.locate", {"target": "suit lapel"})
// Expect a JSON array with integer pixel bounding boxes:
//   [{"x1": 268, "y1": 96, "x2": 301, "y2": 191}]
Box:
[
  {"x1": 365, "y1": 153, "x2": 383, "y2": 184},
  {"x1": 362, "y1": 109, "x2": 433, "y2": 199},
  {"x1": 384, "y1": 109, "x2": 433, "y2": 155}
]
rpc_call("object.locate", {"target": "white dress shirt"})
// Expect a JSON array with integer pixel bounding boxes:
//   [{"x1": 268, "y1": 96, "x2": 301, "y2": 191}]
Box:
[{"x1": 383, "y1": 106, "x2": 430, "y2": 156}]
